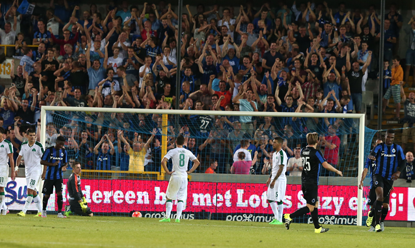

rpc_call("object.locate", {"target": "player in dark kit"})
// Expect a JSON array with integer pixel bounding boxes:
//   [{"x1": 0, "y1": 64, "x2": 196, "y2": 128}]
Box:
[
  {"x1": 368, "y1": 130, "x2": 406, "y2": 232},
  {"x1": 284, "y1": 132, "x2": 343, "y2": 233},
  {"x1": 359, "y1": 139, "x2": 384, "y2": 231},
  {"x1": 66, "y1": 162, "x2": 93, "y2": 217},
  {"x1": 41, "y1": 136, "x2": 68, "y2": 218}
]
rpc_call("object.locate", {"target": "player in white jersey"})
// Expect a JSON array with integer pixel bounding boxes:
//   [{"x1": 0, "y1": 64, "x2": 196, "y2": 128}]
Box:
[
  {"x1": 266, "y1": 137, "x2": 288, "y2": 225},
  {"x1": 0, "y1": 127, "x2": 15, "y2": 215},
  {"x1": 160, "y1": 135, "x2": 200, "y2": 223},
  {"x1": 16, "y1": 128, "x2": 44, "y2": 217}
]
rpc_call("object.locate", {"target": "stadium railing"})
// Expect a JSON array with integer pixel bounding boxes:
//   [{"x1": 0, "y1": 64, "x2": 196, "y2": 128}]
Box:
[{"x1": 0, "y1": 44, "x2": 39, "y2": 57}]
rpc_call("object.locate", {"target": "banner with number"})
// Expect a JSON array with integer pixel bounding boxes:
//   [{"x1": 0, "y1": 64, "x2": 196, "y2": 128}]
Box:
[{"x1": 0, "y1": 59, "x2": 13, "y2": 79}]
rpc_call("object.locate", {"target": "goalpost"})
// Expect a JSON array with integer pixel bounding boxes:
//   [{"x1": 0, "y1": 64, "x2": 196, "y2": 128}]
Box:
[{"x1": 40, "y1": 106, "x2": 370, "y2": 226}]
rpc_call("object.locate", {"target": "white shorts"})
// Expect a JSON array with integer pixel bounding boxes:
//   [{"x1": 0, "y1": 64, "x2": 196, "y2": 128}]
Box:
[
  {"x1": 26, "y1": 171, "x2": 41, "y2": 191},
  {"x1": 0, "y1": 167, "x2": 8, "y2": 188},
  {"x1": 166, "y1": 176, "x2": 188, "y2": 201},
  {"x1": 266, "y1": 179, "x2": 287, "y2": 202}
]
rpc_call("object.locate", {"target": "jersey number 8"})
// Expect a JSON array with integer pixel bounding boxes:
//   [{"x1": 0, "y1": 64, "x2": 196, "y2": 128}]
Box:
[{"x1": 179, "y1": 154, "x2": 185, "y2": 167}]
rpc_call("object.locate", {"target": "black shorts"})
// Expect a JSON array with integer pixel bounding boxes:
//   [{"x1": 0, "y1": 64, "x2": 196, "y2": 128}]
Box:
[
  {"x1": 302, "y1": 183, "x2": 318, "y2": 205},
  {"x1": 373, "y1": 174, "x2": 393, "y2": 203},
  {"x1": 69, "y1": 200, "x2": 93, "y2": 216},
  {"x1": 42, "y1": 179, "x2": 63, "y2": 195}
]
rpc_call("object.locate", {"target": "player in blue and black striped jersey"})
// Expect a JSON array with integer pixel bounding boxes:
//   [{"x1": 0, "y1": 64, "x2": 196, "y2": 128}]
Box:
[
  {"x1": 284, "y1": 132, "x2": 342, "y2": 234},
  {"x1": 368, "y1": 130, "x2": 406, "y2": 232},
  {"x1": 41, "y1": 136, "x2": 68, "y2": 218},
  {"x1": 359, "y1": 139, "x2": 383, "y2": 230}
]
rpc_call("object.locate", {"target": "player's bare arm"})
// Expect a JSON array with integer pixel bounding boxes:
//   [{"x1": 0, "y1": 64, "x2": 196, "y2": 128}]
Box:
[
  {"x1": 15, "y1": 155, "x2": 22, "y2": 169},
  {"x1": 8, "y1": 153, "x2": 16, "y2": 181},
  {"x1": 161, "y1": 157, "x2": 173, "y2": 175},
  {"x1": 270, "y1": 164, "x2": 284, "y2": 188},
  {"x1": 322, "y1": 162, "x2": 343, "y2": 176},
  {"x1": 359, "y1": 168, "x2": 369, "y2": 189},
  {"x1": 41, "y1": 160, "x2": 60, "y2": 167},
  {"x1": 391, "y1": 158, "x2": 407, "y2": 180}
]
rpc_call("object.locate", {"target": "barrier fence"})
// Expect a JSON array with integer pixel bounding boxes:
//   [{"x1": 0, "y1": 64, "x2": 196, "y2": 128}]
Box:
[{"x1": 4, "y1": 178, "x2": 414, "y2": 223}]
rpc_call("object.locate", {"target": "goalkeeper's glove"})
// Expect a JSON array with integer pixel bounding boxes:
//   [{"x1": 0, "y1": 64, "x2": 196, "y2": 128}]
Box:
[
  {"x1": 80, "y1": 202, "x2": 88, "y2": 213},
  {"x1": 82, "y1": 197, "x2": 87, "y2": 205}
]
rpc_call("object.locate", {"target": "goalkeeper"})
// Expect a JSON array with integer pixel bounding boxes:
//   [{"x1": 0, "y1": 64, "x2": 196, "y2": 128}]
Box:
[{"x1": 66, "y1": 162, "x2": 93, "y2": 217}]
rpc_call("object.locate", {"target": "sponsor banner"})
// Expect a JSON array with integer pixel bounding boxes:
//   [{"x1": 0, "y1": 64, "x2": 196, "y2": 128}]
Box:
[
  {"x1": 3, "y1": 178, "x2": 412, "y2": 221},
  {"x1": 307, "y1": 215, "x2": 357, "y2": 225},
  {"x1": 141, "y1": 211, "x2": 197, "y2": 220},
  {"x1": 387, "y1": 187, "x2": 408, "y2": 221},
  {"x1": 407, "y1": 188, "x2": 415, "y2": 221},
  {"x1": 5, "y1": 178, "x2": 38, "y2": 211}
]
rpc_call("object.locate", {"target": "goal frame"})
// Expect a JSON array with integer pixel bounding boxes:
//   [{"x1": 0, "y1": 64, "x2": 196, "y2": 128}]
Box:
[{"x1": 40, "y1": 106, "x2": 366, "y2": 226}]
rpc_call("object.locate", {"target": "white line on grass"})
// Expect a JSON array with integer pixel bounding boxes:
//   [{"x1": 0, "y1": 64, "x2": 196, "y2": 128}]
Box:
[{"x1": 3, "y1": 240, "x2": 134, "y2": 248}]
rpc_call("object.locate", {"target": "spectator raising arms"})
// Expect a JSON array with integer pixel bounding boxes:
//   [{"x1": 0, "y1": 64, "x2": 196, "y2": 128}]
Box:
[{"x1": 1, "y1": 2, "x2": 413, "y2": 176}]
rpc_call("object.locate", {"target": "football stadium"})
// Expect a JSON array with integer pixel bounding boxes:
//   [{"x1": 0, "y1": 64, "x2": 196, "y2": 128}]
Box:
[{"x1": 0, "y1": 0, "x2": 415, "y2": 247}]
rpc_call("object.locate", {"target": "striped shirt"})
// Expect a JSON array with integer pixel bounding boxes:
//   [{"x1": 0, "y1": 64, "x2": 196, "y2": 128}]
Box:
[
  {"x1": 281, "y1": 104, "x2": 297, "y2": 127},
  {"x1": 370, "y1": 143, "x2": 405, "y2": 180},
  {"x1": 181, "y1": 74, "x2": 196, "y2": 92},
  {"x1": 145, "y1": 45, "x2": 161, "y2": 63},
  {"x1": 96, "y1": 151, "x2": 111, "y2": 170},
  {"x1": 364, "y1": 157, "x2": 377, "y2": 187},
  {"x1": 42, "y1": 147, "x2": 68, "y2": 180},
  {"x1": 238, "y1": 64, "x2": 255, "y2": 83},
  {"x1": 33, "y1": 31, "x2": 51, "y2": 43},
  {"x1": 32, "y1": 51, "x2": 44, "y2": 62},
  {"x1": 60, "y1": 69, "x2": 71, "y2": 81}
]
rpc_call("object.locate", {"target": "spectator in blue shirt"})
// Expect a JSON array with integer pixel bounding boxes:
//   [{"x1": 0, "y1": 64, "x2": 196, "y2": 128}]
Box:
[
  {"x1": 122, "y1": 47, "x2": 140, "y2": 87},
  {"x1": 323, "y1": 64, "x2": 341, "y2": 102},
  {"x1": 386, "y1": 4, "x2": 403, "y2": 37},
  {"x1": 116, "y1": 1, "x2": 131, "y2": 23},
  {"x1": 276, "y1": 92, "x2": 297, "y2": 130},
  {"x1": 93, "y1": 134, "x2": 115, "y2": 170},
  {"x1": 51, "y1": 0, "x2": 72, "y2": 23},
  {"x1": 197, "y1": 54, "x2": 217, "y2": 85},
  {"x1": 262, "y1": 43, "x2": 283, "y2": 72},
  {"x1": 181, "y1": 68, "x2": 197, "y2": 92},
  {"x1": 32, "y1": 43, "x2": 46, "y2": 62},
  {"x1": 33, "y1": 20, "x2": 52, "y2": 46},
  {"x1": 86, "y1": 44, "x2": 106, "y2": 94},
  {"x1": 20, "y1": 48, "x2": 35, "y2": 74},
  {"x1": 382, "y1": 19, "x2": 397, "y2": 62},
  {"x1": 144, "y1": 6, "x2": 161, "y2": 31},
  {"x1": 117, "y1": 130, "x2": 130, "y2": 171},
  {"x1": 253, "y1": 9, "x2": 272, "y2": 31},
  {"x1": 333, "y1": 3, "x2": 347, "y2": 25}
]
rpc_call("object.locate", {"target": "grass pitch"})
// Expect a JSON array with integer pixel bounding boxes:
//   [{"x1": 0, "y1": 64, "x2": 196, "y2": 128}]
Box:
[{"x1": 0, "y1": 214, "x2": 414, "y2": 248}]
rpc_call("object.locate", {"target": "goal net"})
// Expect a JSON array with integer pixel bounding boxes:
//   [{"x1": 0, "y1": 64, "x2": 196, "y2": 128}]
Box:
[{"x1": 39, "y1": 106, "x2": 376, "y2": 225}]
